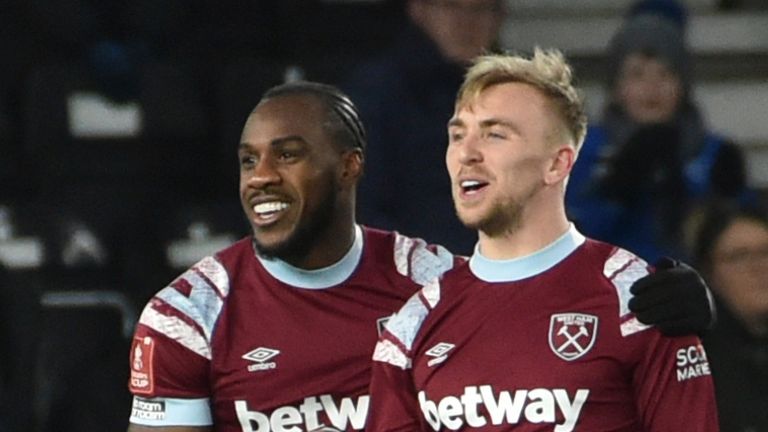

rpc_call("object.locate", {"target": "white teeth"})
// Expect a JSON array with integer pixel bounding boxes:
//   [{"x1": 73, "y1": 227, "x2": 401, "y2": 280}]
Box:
[
  {"x1": 253, "y1": 202, "x2": 289, "y2": 215},
  {"x1": 461, "y1": 180, "x2": 482, "y2": 188}
]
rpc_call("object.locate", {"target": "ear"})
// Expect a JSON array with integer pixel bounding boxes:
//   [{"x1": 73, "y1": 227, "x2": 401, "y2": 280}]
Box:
[
  {"x1": 339, "y1": 149, "x2": 364, "y2": 187},
  {"x1": 544, "y1": 145, "x2": 575, "y2": 186}
]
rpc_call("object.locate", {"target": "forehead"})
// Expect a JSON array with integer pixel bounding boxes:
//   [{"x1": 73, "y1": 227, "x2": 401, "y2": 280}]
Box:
[
  {"x1": 241, "y1": 94, "x2": 330, "y2": 144},
  {"x1": 453, "y1": 82, "x2": 550, "y2": 121}
]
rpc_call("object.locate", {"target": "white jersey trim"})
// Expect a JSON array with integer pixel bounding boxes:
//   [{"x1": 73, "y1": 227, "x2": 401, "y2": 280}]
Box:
[
  {"x1": 195, "y1": 256, "x2": 230, "y2": 297},
  {"x1": 384, "y1": 291, "x2": 431, "y2": 351},
  {"x1": 469, "y1": 224, "x2": 585, "y2": 282},
  {"x1": 129, "y1": 396, "x2": 212, "y2": 426},
  {"x1": 421, "y1": 279, "x2": 441, "y2": 309},
  {"x1": 156, "y1": 276, "x2": 223, "y2": 341},
  {"x1": 372, "y1": 339, "x2": 412, "y2": 369},
  {"x1": 604, "y1": 248, "x2": 652, "y2": 336},
  {"x1": 257, "y1": 225, "x2": 364, "y2": 289},
  {"x1": 394, "y1": 234, "x2": 415, "y2": 277},
  {"x1": 139, "y1": 306, "x2": 211, "y2": 359},
  {"x1": 394, "y1": 233, "x2": 455, "y2": 286}
]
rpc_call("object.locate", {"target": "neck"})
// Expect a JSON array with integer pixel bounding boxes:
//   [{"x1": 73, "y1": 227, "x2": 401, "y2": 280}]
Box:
[
  {"x1": 286, "y1": 210, "x2": 357, "y2": 270},
  {"x1": 477, "y1": 198, "x2": 570, "y2": 260}
]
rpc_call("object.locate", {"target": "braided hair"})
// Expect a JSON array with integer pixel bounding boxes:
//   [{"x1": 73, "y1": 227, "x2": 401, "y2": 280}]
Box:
[{"x1": 260, "y1": 81, "x2": 367, "y2": 153}]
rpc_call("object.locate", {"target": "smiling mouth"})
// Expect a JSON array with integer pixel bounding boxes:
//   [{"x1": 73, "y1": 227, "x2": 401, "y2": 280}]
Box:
[
  {"x1": 460, "y1": 180, "x2": 489, "y2": 195},
  {"x1": 251, "y1": 201, "x2": 290, "y2": 225}
]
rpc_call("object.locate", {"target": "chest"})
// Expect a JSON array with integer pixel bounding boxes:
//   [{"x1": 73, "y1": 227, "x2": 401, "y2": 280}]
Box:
[
  {"x1": 410, "y1": 281, "x2": 639, "y2": 431},
  {"x1": 207, "y1": 276, "x2": 412, "y2": 430}
]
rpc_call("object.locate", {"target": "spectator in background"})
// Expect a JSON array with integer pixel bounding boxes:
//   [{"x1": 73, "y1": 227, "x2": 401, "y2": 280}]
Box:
[
  {"x1": 566, "y1": 0, "x2": 751, "y2": 262},
  {"x1": 343, "y1": 0, "x2": 505, "y2": 255},
  {"x1": 691, "y1": 202, "x2": 768, "y2": 432}
]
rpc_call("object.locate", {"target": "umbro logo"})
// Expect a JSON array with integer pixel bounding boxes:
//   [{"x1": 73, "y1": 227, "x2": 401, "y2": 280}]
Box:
[
  {"x1": 242, "y1": 347, "x2": 280, "y2": 372},
  {"x1": 425, "y1": 342, "x2": 455, "y2": 367}
]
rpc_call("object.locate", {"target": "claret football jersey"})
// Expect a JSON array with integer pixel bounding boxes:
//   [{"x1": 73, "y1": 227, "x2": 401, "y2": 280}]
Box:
[
  {"x1": 128, "y1": 225, "x2": 461, "y2": 431},
  {"x1": 369, "y1": 225, "x2": 719, "y2": 431}
]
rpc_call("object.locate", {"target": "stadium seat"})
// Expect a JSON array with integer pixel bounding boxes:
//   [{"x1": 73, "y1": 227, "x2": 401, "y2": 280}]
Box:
[
  {"x1": 22, "y1": 60, "x2": 213, "y2": 303},
  {"x1": 0, "y1": 105, "x2": 24, "y2": 205},
  {"x1": 32, "y1": 290, "x2": 136, "y2": 432},
  {"x1": 151, "y1": 199, "x2": 246, "y2": 291},
  {"x1": 0, "y1": 265, "x2": 43, "y2": 432}
]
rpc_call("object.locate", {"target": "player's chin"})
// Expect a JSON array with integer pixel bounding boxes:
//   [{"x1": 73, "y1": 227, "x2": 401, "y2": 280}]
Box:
[
  {"x1": 456, "y1": 211, "x2": 486, "y2": 231},
  {"x1": 252, "y1": 232, "x2": 296, "y2": 259}
]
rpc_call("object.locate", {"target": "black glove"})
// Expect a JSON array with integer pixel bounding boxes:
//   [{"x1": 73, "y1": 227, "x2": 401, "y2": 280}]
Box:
[{"x1": 628, "y1": 257, "x2": 716, "y2": 336}]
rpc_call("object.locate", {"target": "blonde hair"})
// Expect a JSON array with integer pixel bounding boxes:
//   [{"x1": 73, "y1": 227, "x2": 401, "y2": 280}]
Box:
[{"x1": 456, "y1": 48, "x2": 588, "y2": 150}]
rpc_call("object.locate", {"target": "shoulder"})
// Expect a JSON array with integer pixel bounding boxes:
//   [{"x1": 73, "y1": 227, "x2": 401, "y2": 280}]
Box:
[
  {"x1": 575, "y1": 239, "x2": 651, "y2": 290},
  {"x1": 365, "y1": 227, "x2": 464, "y2": 285},
  {"x1": 213, "y1": 236, "x2": 257, "y2": 268},
  {"x1": 584, "y1": 240, "x2": 655, "y2": 336},
  {"x1": 135, "y1": 245, "x2": 244, "y2": 360},
  {"x1": 371, "y1": 260, "x2": 470, "y2": 369},
  {"x1": 372, "y1": 277, "x2": 442, "y2": 369}
]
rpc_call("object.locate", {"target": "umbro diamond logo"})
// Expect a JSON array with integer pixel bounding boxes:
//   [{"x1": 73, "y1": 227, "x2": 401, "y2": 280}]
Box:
[
  {"x1": 425, "y1": 342, "x2": 455, "y2": 367},
  {"x1": 242, "y1": 347, "x2": 280, "y2": 372}
]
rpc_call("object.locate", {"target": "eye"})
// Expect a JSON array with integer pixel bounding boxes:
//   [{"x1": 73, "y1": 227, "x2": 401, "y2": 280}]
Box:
[
  {"x1": 449, "y1": 131, "x2": 464, "y2": 143},
  {"x1": 239, "y1": 154, "x2": 257, "y2": 169},
  {"x1": 485, "y1": 128, "x2": 507, "y2": 140},
  {"x1": 278, "y1": 150, "x2": 298, "y2": 161}
]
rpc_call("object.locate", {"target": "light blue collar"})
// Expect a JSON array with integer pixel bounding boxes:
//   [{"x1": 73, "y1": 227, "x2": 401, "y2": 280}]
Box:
[
  {"x1": 257, "y1": 225, "x2": 364, "y2": 289},
  {"x1": 469, "y1": 224, "x2": 585, "y2": 283}
]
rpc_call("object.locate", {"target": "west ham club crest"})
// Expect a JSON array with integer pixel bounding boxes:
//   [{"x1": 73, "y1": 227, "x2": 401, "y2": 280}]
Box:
[{"x1": 548, "y1": 313, "x2": 598, "y2": 361}]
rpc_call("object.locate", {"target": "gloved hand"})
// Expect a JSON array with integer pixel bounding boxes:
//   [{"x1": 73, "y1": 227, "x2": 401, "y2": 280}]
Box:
[{"x1": 628, "y1": 257, "x2": 716, "y2": 336}]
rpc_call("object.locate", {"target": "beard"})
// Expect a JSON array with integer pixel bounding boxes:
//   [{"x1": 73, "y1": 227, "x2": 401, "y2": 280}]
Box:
[
  {"x1": 253, "y1": 176, "x2": 338, "y2": 264},
  {"x1": 458, "y1": 199, "x2": 524, "y2": 238},
  {"x1": 456, "y1": 181, "x2": 541, "y2": 238}
]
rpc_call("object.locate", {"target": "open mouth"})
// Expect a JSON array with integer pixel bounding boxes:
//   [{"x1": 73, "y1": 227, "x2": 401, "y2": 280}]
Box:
[
  {"x1": 460, "y1": 179, "x2": 489, "y2": 195},
  {"x1": 251, "y1": 201, "x2": 290, "y2": 225}
]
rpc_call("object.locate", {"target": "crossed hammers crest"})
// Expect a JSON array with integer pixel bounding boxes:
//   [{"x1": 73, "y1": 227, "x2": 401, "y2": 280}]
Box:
[{"x1": 549, "y1": 313, "x2": 599, "y2": 361}]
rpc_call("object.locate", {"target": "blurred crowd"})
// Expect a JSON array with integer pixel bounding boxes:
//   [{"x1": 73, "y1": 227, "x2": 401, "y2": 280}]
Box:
[{"x1": 0, "y1": 0, "x2": 766, "y2": 431}]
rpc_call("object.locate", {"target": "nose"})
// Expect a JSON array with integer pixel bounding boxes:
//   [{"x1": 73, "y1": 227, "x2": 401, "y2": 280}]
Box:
[
  {"x1": 245, "y1": 156, "x2": 281, "y2": 189},
  {"x1": 456, "y1": 133, "x2": 483, "y2": 166},
  {"x1": 640, "y1": 75, "x2": 663, "y2": 98}
]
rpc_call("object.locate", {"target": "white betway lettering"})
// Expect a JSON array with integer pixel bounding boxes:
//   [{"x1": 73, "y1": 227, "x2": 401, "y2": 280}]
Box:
[
  {"x1": 235, "y1": 394, "x2": 368, "y2": 431},
  {"x1": 419, "y1": 386, "x2": 589, "y2": 432}
]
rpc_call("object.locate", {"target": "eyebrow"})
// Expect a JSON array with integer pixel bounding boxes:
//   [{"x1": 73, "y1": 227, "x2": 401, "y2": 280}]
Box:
[
  {"x1": 479, "y1": 118, "x2": 522, "y2": 135},
  {"x1": 239, "y1": 135, "x2": 308, "y2": 150},
  {"x1": 447, "y1": 117, "x2": 522, "y2": 135},
  {"x1": 447, "y1": 118, "x2": 465, "y2": 129}
]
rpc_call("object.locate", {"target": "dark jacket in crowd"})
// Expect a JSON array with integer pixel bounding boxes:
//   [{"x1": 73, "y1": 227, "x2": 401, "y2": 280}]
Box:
[
  {"x1": 343, "y1": 23, "x2": 476, "y2": 255},
  {"x1": 703, "y1": 301, "x2": 768, "y2": 432}
]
